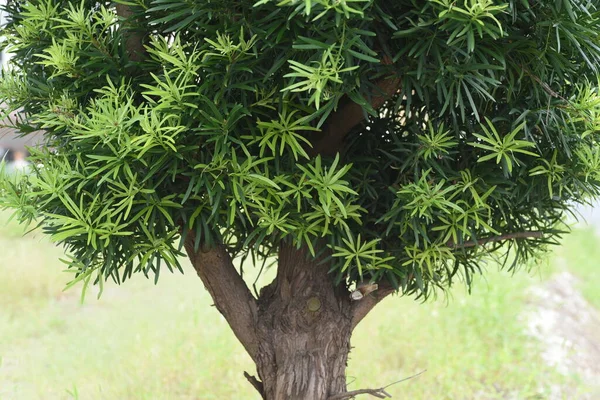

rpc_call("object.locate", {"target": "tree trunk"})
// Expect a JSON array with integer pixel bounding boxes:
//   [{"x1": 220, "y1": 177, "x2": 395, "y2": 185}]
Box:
[
  {"x1": 184, "y1": 237, "x2": 393, "y2": 400},
  {"x1": 254, "y1": 243, "x2": 353, "y2": 400}
]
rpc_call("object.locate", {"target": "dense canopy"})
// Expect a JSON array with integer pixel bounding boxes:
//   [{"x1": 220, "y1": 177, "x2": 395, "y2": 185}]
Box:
[{"x1": 2, "y1": 0, "x2": 600, "y2": 297}]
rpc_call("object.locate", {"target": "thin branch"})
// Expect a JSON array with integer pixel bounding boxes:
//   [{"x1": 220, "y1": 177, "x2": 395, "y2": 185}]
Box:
[
  {"x1": 327, "y1": 370, "x2": 427, "y2": 400},
  {"x1": 381, "y1": 370, "x2": 427, "y2": 389},
  {"x1": 447, "y1": 231, "x2": 543, "y2": 249},
  {"x1": 328, "y1": 388, "x2": 391, "y2": 400},
  {"x1": 352, "y1": 231, "x2": 544, "y2": 329},
  {"x1": 351, "y1": 232, "x2": 543, "y2": 328},
  {"x1": 183, "y1": 236, "x2": 260, "y2": 361},
  {"x1": 519, "y1": 64, "x2": 569, "y2": 103}
]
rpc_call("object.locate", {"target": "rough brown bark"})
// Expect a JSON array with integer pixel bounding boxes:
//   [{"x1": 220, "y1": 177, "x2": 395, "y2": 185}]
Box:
[
  {"x1": 254, "y1": 242, "x2": 354, "y2": 400},
  {"x1": 184, "y1": 238, "x2": 394, "y2": 400}
]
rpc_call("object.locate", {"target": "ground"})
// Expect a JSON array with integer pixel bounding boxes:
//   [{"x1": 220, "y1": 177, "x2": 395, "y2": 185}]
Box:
[
  {"x1": 523, "y1": 270, "x2": 600, "y2": 399},
  {"x1": 0, "y1": 210, "x2": 599, "y2": 399}
]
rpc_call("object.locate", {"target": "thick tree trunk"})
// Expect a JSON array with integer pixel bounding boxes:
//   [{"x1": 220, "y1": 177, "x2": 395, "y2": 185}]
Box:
[
  {"x1": 254, "y1": 243, "x2": 353, "y2": 400},
  {"x1": 184, "y1": 237, "x2": 393, "y2": 400}
]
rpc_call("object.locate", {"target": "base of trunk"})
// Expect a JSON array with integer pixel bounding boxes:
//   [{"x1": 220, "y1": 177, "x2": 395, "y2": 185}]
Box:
[
  {"x1": 255, "y1": 313, "x2": 351, "y2": 400},
  {"x1": 254, "y1": 243, "x2": 353, "y2": 400},
  {"x1": 185, "y1": 236, "x2": 392, "y2": 400}
]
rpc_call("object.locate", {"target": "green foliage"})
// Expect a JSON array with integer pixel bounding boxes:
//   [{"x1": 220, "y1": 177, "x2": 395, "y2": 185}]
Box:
[{"x1": 2, "y1": 0, "x2": 600, "y2": 297}]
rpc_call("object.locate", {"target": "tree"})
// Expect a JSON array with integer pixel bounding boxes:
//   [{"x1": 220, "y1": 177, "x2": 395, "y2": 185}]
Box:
[{"x1": 2, "y1": 0, "x2": 600, "y2": 398}]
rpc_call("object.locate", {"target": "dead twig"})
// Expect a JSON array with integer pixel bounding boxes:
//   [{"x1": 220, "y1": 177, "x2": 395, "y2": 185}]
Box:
[{"x1": 327, "y1": 370, "x2": 427, "y2": 400}]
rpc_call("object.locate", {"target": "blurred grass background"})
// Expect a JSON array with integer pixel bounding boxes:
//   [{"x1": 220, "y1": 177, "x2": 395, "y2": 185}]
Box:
[{"x1": 0, "y1": 210, "x2": 598, "y2": 400}]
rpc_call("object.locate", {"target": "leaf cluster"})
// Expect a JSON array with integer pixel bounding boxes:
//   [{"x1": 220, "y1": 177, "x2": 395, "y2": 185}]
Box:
[{"x1": 2, "y1": 0, "x2": 600, "y2": 298}]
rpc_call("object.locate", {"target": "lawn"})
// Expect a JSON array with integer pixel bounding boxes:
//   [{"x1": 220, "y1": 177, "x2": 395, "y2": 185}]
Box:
[{"x1": 0, "y1": 210, "x2": 597, "y2": 399}]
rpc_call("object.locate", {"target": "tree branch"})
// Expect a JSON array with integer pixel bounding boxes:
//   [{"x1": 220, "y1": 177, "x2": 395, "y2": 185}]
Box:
[
  {"x1": 350, "y1": 232, "x2": 543, "y2": 329},
  {"x1": 115, "y1": 4, "x2": 146, "y2": 62},
  {"x1": 447, "y1": 231, "x2": 544, "y2": 249},
  {"x1": 310, "y1": 61, "x2": 401, "y2": 156},
  {"x1": 518, "y1": 63, "x2": 570, "y2": 103},
  {"x1": 350, "y1": 281, "x2": 396, "y2": 331},
  {"x1": 183, "y1": 237, "x2": 260, "y2": 361}
]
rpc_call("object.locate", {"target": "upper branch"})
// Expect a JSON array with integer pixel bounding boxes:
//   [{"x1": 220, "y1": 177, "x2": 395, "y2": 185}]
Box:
[
  {"x1": 183, "y1": 237, "x2": 260, "y2": 361},
  {"x1": 310, "y1": 62, "x2": 401, "y2": 156}
]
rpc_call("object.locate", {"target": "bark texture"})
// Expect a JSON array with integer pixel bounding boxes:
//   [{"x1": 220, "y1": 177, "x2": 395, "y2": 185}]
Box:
[
  {"x1": 255, "y1": 243, "x2": 353, "y2": 400},
  {"x1": 184, "y1": 237, "x2": 393, "y2": 400}
]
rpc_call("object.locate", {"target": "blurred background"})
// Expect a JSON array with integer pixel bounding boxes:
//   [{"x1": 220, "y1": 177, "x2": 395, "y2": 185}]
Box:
[{"x1": 0, "y1": 194, "x2": 599, "y2": 399}]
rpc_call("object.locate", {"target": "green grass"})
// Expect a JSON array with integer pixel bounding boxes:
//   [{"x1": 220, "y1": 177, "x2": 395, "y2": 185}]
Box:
[{"x1": 0, "y1": 210, "x2": 597, "y2": 399}]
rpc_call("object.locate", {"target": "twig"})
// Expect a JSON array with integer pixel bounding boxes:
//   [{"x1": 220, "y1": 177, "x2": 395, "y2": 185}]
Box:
[
  {"x1": 327, "y1": 370, "x2": 427, "y2": 400},
  {"x1": 447, "y1": 231, "x2": 543, "y2": 249},
  {"x1": 328, "y1": 388, "x2": 391, "y2": 400},
  {"x1": 381, "y1": 370, "x2": 427, "y2": 389},
  {"x1": 243, "y1": 371, "x2": 266, "y2": 400},
  {"x1": 529, "y1": 73, "x2": 566, "y2": 101}
]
